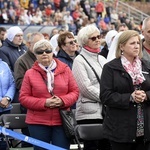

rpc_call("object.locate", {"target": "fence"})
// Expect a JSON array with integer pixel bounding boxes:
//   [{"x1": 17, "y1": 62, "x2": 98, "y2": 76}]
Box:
[
  {"x1": 104, "y1": 0, "x2": 149, "y2": 25},
  {"x1": 0, "y1": 25, "x2": 56, "y2": 40}
]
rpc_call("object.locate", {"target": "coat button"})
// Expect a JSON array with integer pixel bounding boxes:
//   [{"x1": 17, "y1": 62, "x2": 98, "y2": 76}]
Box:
[
  {"x1": 134, "y1": 105, "x2": 136, "y2": 107},
  {"x1": 133, "y1": 139, "x2": 136, "y2": 142}
]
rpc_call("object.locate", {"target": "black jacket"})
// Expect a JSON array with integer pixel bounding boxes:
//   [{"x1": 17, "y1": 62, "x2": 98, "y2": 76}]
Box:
[
  {"x1": 57, "y1": 49, "x2": 79, "y2": 109},
  {"x1": 0, "y1": 39, "x2": 27, "y2": 72},
  {"x1": 57, "y1": 49, "x2": 79, "y2": 70},
  {"x1": 100, "y1": 44, "x2": 109, "y2": 58},
  {"x1": 100, "y1": 58, "x2": 150, "y2": 143}
]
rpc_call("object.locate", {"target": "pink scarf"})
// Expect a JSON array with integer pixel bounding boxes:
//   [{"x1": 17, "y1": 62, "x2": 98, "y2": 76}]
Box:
[
  {"x1": 84, "y1": 46, "x2": 100, "y2": 53},
  {"x1": 121, "y1": 56, "x2": 145, "y2": 85}
]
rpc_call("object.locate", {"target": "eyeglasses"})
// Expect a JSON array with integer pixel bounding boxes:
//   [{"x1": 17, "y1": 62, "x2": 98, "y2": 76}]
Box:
[
  {"x1": 89, "y1": 35, "x2": 101, "y2": 41},
  {"x1": 35, "y1": 49, "x2": 52, "y2": 55},
  {"x1": 65, "y1": 40, "x2": 77, "y2": 45}
]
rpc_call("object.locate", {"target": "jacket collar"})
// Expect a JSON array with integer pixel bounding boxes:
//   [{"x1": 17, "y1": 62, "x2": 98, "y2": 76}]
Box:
[
  {"x1": 108, "y1": 58, "x2": 150, "y2": 72},
  {"x1": 27, "y1": 50, "x2": 36, "y2": 61},
  {"x1": 107, "y1": 58, "x2": 126, "y2": 72},
  {"x1": 81, "y1": 48, "x2": 99, "y2": 57},
  {"x1": 57, "y1": 49, "x2": 79, "y2": 60},
  {"x1": 32, "y1": 58, "x2": 68, "y2": 77},
  {"x1": 3, "y1": 38, "x2": 26, "y2": 48}
]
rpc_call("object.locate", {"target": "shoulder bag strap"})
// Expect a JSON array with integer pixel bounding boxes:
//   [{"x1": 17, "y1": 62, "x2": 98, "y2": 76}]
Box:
[
  {"x1": 80, "y1": 54, "x2": 106, "y2": 117},
  {"x1": 80, "y1": 54, "x2": 101, "y2": 83}
]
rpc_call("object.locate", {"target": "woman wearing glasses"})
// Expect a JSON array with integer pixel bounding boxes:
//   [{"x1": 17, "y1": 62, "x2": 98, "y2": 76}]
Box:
[
  {"x1": 19, "y1": 39, "x2": 79, "y2": 150},
  {"x1": 57, "y1": 31, "x2": 79, "y2": 109},
  {"x1": 72, "y1": 24, "x2": 110, "y2": 150},
  {"x1": 57, "y1": 31, "x2": 79, "y2": 70}
]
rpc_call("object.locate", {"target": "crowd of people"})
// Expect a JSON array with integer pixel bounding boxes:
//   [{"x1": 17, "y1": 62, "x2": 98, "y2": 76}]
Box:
[
  {"x1": 0, "y1": 0, "x2": 150, "y2": 150},
  {"x1": 0, "y1": 0, "x2": 142, "y2": 35}
]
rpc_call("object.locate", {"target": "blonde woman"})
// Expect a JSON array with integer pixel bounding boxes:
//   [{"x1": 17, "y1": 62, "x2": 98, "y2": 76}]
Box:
[{"x1": 100, "y1": 30, "x2": 150, "y2": 150}]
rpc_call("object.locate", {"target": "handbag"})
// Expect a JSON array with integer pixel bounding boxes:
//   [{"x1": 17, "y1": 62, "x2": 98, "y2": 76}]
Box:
[
  {"x1": 60, "y1": 109, "x2": 82, "y2": 150},
  {"x1": 75, "y1": 124, "x2": 103, "y2": 140},
  {"x1": 59, "y1": 109, "x2": 77, "y2": 139}
]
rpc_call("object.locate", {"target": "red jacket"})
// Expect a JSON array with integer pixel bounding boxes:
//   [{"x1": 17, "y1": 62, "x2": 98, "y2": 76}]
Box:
[
  {"x1": 19, "y1": 58, "x2": 79, "y2": 126},
  {"x1": 95, "y1": 2, "x2": 104, "y2": 13}
]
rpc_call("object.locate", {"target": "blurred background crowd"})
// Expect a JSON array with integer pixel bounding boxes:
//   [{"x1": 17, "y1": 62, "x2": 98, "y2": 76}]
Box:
[{"x1": 0, "y1": 0, "x2": 149, "y2": 37}]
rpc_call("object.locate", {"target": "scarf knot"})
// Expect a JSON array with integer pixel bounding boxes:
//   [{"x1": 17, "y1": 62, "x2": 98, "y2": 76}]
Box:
[
  {"x1": 39, "y1": 60, "x2": 57, "y2": 93},
  {"x1": 121, "y1": 56, "x2": 145, "y2": 85}
]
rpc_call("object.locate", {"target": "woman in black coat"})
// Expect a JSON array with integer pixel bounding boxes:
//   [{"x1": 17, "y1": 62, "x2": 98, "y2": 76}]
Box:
[{"x1": 100, "y1": 30, "x2": 150, "y2": 150}]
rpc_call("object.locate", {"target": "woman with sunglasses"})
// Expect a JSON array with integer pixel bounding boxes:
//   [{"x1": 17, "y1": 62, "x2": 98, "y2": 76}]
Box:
[
  {"x1": 19, "y1": 39, "x2": 79, "y2": 150},
  {"x1": 72, "y1": 24, "x2": 110, "y2": 150},
  {"x1": 57, "y1": 31, "x2": 79, "y2": 109},
  {"x1": 57, "y1": 31, "x2": 79, "y2": 70}
]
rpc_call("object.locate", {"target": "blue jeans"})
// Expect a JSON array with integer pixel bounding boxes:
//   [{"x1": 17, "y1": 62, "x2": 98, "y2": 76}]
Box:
[{"x1": 28, "y1": 124, "x2": 70, "y2": 150}]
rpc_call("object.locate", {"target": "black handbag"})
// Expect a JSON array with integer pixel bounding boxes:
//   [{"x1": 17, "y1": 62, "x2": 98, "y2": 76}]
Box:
[
  {"x1": 59, "y1": 109, "x2": 82, "y2": 150},
  {"x1": 75, "y1": 124, "x2": 103, "y2": 140},
  {"x1": 59, "y1": 109, "x2": 77, "y2": 139}
]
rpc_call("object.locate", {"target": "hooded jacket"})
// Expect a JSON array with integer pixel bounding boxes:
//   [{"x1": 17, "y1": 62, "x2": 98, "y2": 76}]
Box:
[{"x1": 0, "y1": 39, "x2": 27, "y2": 72}]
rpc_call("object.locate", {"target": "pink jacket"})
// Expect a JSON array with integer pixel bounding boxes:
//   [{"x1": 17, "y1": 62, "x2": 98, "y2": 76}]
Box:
[{"x1": 19, "y1": 58, "x2": 79, "y2": 126}]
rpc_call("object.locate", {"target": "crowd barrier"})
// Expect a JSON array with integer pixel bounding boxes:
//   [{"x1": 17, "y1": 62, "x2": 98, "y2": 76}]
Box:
[
  {"x1": 0, "y1": 126, "x2": 66, "y2": 150},
  {"x1": 0, "y1": 25, "x2": 56, "y2": 41}
]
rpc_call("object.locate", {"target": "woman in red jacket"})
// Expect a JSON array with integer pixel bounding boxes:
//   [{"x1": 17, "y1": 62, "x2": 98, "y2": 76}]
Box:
[{"x1": 19, "y1": 39, "x2": 79, "y2": 150}]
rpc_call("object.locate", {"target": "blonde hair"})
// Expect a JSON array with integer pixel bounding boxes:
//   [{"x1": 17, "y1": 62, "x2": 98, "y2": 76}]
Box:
[
  {"x1": 115, "y1": 30, "x2": 142, "y2": 58},
  {"x1": 33, "y1": 39, "x2": 53, "y2": 53}
]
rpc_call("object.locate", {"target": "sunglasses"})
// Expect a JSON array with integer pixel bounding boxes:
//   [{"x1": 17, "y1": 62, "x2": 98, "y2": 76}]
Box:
[
  {"x1": 89, "y1": 35, "x2": 101, "y2": 41},
  {"x1": 65, "y1": 40, "x2": 77, "y2": 45},
  {"x1": 35, "y1": 49, "x2": 52, "y2": 55}
]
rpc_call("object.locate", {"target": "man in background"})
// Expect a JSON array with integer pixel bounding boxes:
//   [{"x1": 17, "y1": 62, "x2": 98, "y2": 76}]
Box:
[
  {"x1": 142, "y1": 17, "x2": 150, "y2": 61},
  {"x1": 0, "y1": 27, "x2": 6, "y2": 47}
]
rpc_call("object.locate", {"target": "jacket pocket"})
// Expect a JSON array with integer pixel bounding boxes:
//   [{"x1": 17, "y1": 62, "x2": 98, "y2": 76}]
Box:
[{"x1": 80, "y1": 97, "x2": 100, "y2": 114}]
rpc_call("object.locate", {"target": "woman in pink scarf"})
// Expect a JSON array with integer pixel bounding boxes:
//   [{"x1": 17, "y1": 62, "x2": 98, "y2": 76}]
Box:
[{"x1": 100, "y1": 30, "x2": 150, "y2": 150}]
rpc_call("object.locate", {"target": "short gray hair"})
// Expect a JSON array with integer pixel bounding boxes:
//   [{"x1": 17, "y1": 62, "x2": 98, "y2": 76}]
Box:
[
  {"x1": 142, "y1": 17, "x2": 150, "y2": 30},
  {"x1": 33, "y1": 39, "x2": 53, "y2": 53},
  {"x1": 77, "y1": 24, "x2": 100, "y2": 47},
  {"x1": 30, "y1": 32, "x2": 44, "y2": 43}
]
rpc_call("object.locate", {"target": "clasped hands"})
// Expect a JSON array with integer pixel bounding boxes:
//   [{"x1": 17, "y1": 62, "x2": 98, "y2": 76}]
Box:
[
  {"x1": 45, "y1": 95, "x2": 63, "y2": 108},
  {"x1": 131, "y1": 90, "x2": 147, "y2": 103},
  {"x1": 0, "y1": 97, "x2": 10, "y2": 108}
]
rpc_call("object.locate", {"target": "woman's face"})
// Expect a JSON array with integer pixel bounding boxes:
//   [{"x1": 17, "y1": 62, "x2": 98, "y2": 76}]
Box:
[
  {"x1": 35, "y1": 47, "x2": 53, "y2": 66},
  {"x1": 121, "y1": 36, "x2": 140, "y2": 61},
  {"x1": 86, "y1": 31, "x2": 101, "y2": 49}
]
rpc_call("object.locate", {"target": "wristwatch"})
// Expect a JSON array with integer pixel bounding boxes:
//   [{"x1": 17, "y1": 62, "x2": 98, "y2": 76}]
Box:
[{"x1": 6, "y1": 96, "x2": 11, "y2": 102}]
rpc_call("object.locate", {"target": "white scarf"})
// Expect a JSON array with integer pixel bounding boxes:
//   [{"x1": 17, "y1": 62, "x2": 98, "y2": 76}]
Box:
[{"x1": 39, "y1": 60, "x2": 57, "y2": 93}]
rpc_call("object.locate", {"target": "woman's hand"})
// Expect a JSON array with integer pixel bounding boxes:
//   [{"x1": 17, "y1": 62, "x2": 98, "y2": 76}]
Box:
[
  {"x1": 0, "y1": 97, "x2": 10, "y2": 108},
  {"x1": 131, "y1": 90, "x2": 147, "y2": 103},
  {"x1": 45, "y1": 95, "x2": 64, "y2": 108}
]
